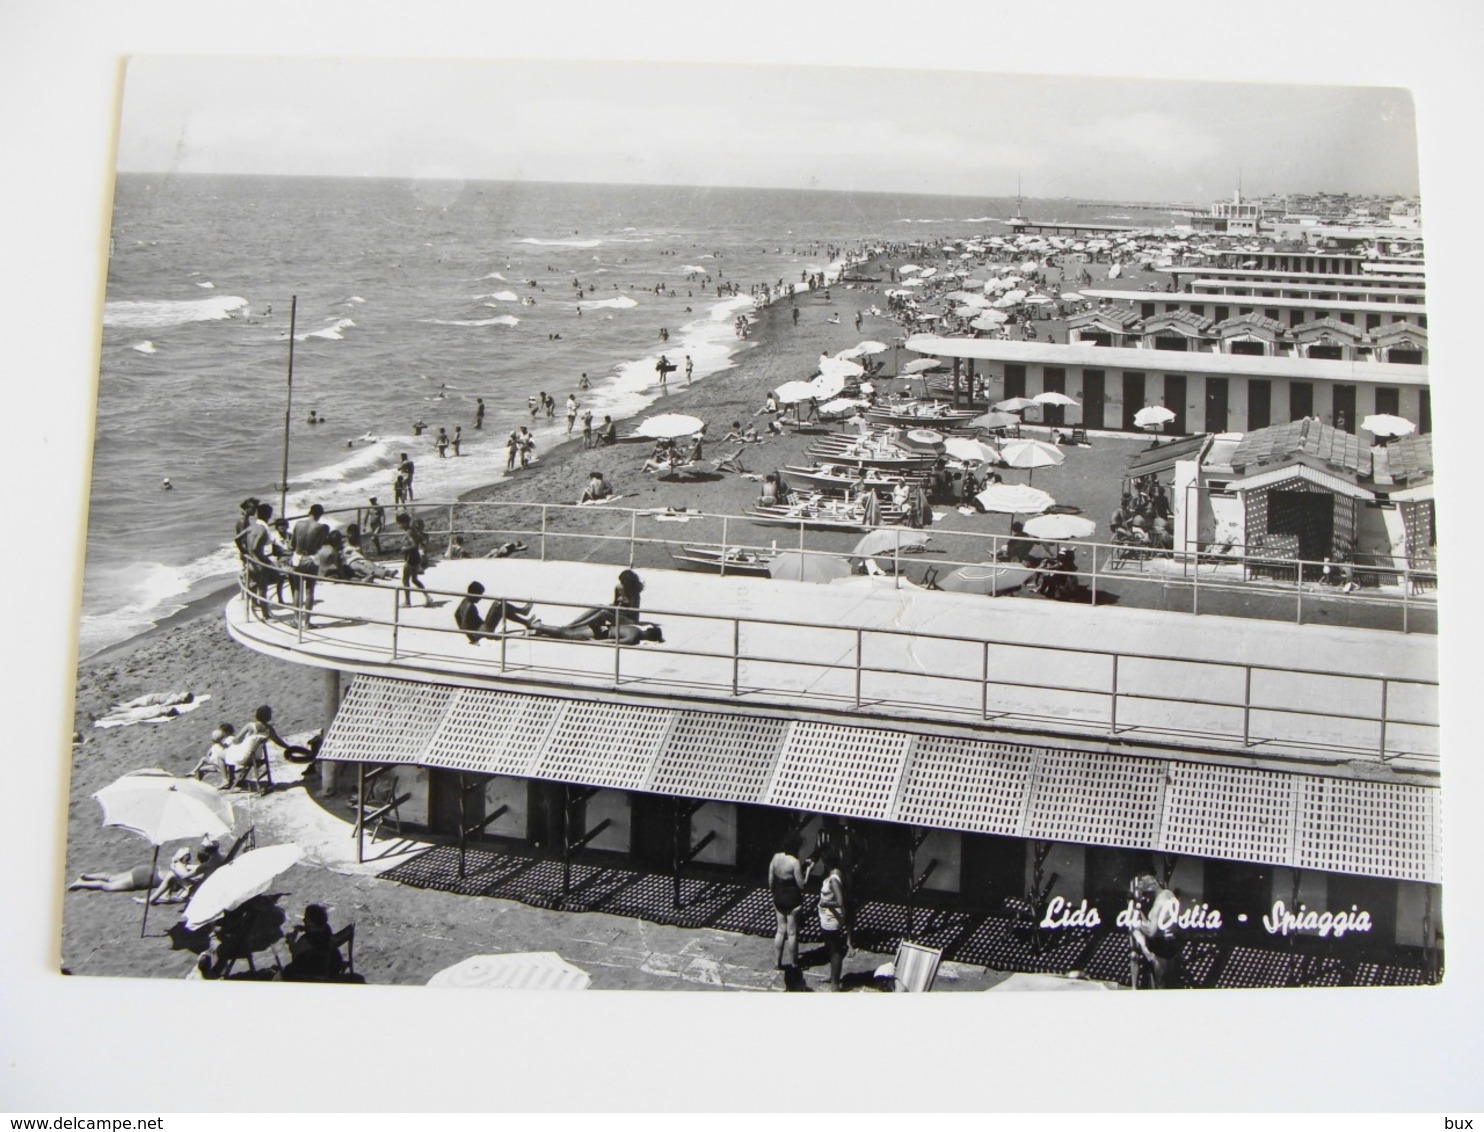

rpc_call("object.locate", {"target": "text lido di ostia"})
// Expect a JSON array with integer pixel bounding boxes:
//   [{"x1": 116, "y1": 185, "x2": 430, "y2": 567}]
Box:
[{"x1": 1037, "y1": 897, "x2": 1375, "y2": 940}]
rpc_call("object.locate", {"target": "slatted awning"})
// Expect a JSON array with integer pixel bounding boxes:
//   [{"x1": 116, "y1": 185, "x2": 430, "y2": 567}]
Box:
[{"x1": 319, "y1": 675, "x2": 1440, "y2": 883}]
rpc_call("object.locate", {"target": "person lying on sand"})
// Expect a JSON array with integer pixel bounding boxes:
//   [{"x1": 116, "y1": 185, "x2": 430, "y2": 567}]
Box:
[
  {"x1": 69, "y1": 846, "x2": 200, "y2": 904},
  {"x1": 483, "y1": 541, "x2": 528, "y2": 559}
]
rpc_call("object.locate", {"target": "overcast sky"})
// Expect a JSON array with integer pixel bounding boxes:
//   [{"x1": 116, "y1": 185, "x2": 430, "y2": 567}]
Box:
[{"x1": 117, "y1": 56, "x2": 1419, "y2": 202}]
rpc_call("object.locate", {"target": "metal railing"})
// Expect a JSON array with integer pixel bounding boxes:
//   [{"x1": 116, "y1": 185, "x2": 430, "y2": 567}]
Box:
[
  {"x1": 231, "y1": 520, "x2": 1440, "y2": 766},
  {"x1": 321, "y1": 497, "x2": 1437, "y2": 633}
]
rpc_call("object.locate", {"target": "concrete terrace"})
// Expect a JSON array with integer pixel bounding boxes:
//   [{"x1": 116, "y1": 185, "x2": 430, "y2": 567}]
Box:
[{"x1": 226, "y1": 558, "x2": 1439, "y2": 775}]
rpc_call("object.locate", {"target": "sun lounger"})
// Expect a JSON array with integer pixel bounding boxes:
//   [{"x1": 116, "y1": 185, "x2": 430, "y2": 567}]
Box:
[{"x1": 710, "y1": 447, "x2": 746, "y2": 474}]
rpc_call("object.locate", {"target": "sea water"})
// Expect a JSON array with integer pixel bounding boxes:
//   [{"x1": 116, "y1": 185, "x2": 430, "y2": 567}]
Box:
[{"x1": 82, "y1": 173, "x2": 1174, "y2": 657}]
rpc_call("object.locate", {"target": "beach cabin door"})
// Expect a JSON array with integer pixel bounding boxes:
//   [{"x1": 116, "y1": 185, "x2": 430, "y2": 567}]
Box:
[
  {"x1": 1204, "y1": 377, "x2": 1228, "y2": 434},
  {"x1": 1122, "y1": 372, "x2": 1145, "y2": 431},
  {"x1": 1248, "y1": 380, "x2": 1271, "y2": 430},
  {"x1": 1164, "y1": 374, "x2": 1187, "y2": 434},
  {"x1": 1332, "y1": 384, "x2": 1357, "y2": 432},
  {"x1": 1081, "y1": 370, "x2": 1105, "y2": 430}
]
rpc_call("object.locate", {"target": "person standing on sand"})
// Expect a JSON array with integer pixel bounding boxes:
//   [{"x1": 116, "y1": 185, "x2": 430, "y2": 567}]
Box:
[
  {"x1": 684, "y1": 355, "x2": 693, "y2": 384},
  {"x1": 565, "y1": 393, "x2": 579, "y2": 435},
  {"x1": 581, "y1": 410, "x2": 593, "y2": 449},
  {"x1": 474, "y1": 398, "x2": 485, "y2": 430},
  {"x1": 506, "y1": 431, "x2": 520, "y2": 472}
]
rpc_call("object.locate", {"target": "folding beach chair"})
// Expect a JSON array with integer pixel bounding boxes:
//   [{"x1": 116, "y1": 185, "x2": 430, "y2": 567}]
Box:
[
  {"x1": 890, "y1": 941, "x2": 943, "y2": 992},
  {"x1": 710, "y1": 447, "x2": 746, "y2": 474},
  {"x1": 1070, "y1": 426, "x2": 1089, "y2": 446}
]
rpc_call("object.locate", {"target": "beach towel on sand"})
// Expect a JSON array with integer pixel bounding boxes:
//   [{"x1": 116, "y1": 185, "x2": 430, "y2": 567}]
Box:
[{"x1": 94, "y1": 694, "x2": 211, "y2": 729}]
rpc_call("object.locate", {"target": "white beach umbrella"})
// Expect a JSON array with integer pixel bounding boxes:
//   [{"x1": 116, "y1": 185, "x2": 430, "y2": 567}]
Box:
[
  {"x1": 184, "y1": 844, "x2": 303, "y2": 931},
  {"x1": 902, "y1": 358, "x2": 944, "y2": 374},
  {"x1": 1033, "y1": 391, "x2": 1080, "y2": 407},
  {"x1": 1024, "y1": 514, "x2": 1096, "y2": 540},
  {"x1": 1021, "y1": 260, "x2": 1038, "y2": 272},
  {"x1": 428, "y1": 952, "x2": 592, "y2": 991},
  {"x1": 1360, "y1": 413, "x2": 1416, "y2": 438},
  {"x1": 994, "y1": 397, "x2": 1039, "y2": 413},
  {"x1": 1060, "y1": 292, "x2": 1085, "y2": 301},
  {"x1": 768, "y1": 551, "x2": 853, "y2": 584},
  {"x1": 774, "y1": 381, "x2": 820, "y2": 405},
  {"x1": 852, "y1": 529, "x2": 930, "y2": 558},
  {"x1": 818, "y1": 355, "x2": 865, "y2": 381},
  {"x1": 938, "y1": 562, "x2": 1034, "y2": 596},
  {"x1": 637, "y1": 412, "x2": 706, "y2": 439},
  {"x1": 999, "y1": 439, "x2": 1065, "y2": 482},
  {"x1": 918, "y1": 267, "x2": 938, "y2": 278},
  {"x1": 944, "y1": 436, "x2": 1002, "y2": 465},
  {"x1": 93, "y1": 770, "x2": 238, "y2": 937},
  {"x1": 899, "y1": 264, "x2": 921, "y2": 274},
  {"x1": 900, "y1": 278, "x2": 927, "y2": 288},
  {"x1": 1023, "y1": 294, "x2": 1056, "y2": 306},
  {"x1": 971, "y1": 410, "x2": 1020, "y2": 431},
  {"x1": 1133, "y1": 406, "x2": 1177, "y2": 429},
  {"x1": 818, "y1": 397, "x2": 868, "y2": 416},
  {"x1": 975, "y1": 483, "x2": 1055, "y2": 515}
]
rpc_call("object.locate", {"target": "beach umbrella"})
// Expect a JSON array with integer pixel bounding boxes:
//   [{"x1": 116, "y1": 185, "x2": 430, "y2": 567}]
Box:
[
  {"x1": 999, "y1": 438, "x2": 1065, "y2": 483},
  {"x1": 93, "y1": 770, "x2": 238, "y2": 937},
  {"x1": 954, "y1": 305, "x2": 983, "y2": 319},
  {"x1": 637, "y1": 412, "x2": 706, "y2": 439},
  {"x1": 1033, "y1": 391, "x2": 1080, "y2": 407},
  {"x1": 859, "y1": 382, "x2": 875, "y2": 394},
  {"x1": 809, "y1": 371, "x2": 849, "y2": 400},
  {"x1": 852, "y1": 529, "x2": 930, "y2": 558},
  {"x1": 855, "y1": 340, "x2": 889, "y2": 355},
  {"x1": 428, "y1": 952, "x2": 592, "y2": 991},
  {"x1": 994, "y1": 397, "x2": 1038, "y2": 413},
  {"x1": 902, "y1": 358, "x2": 944, "y2": 374},
  {"x1": 975, "y1": 483, "x2": 1055, "y2": 515},
  {"x1": 1024, "y1": 514, "x2": 1096, "y2": 540},
  {"x1": 1024, "y1": 294, "x2": 1056, "y2": 306},
  {"x1": 938, "y1": 563, "x2": 1034, "y2": 596},
  {"x1": 971, "y1": 410, "x2": 1019, "y2": 431},
  {"x1": 900, "y1": 278, "x2": 927, "y2": 288},
  {"x1": 767, "y1": 551, "x2": 852, "y2": 584},
  {"x1": 818, "y1": 397, "x2": 868, "y2": 416},
  {"x1": 184, "y1": 844, "x2": 303, "y2": 931},
  {"x1": 944, "y1": 436, "x2": 1002, "y2": 465},
  {"x1": 974, "y1": 309, "x2": 1009, "y2": 324},
  {"x1": 1133, "y1": 406, "x2": 1177, "y2": 430},
  {"x1": 1360, "y1": 413, "x2": 1416, "y2": 438},
  {"x1": 899, "y1": 264, "x2": 921, "y2": 274},
  {"x1": 774, "y1": 380, "x2": 820, "y2": 405},
  {"x1": 818, "y1": 354, "x2": 865, "y2": 381},
  {"x1": 94, "y1": 770, "x2": 236, "y2": 846},
  {"x1": 1059, "y1": 292, "x2": 1085, "y2": 301}
]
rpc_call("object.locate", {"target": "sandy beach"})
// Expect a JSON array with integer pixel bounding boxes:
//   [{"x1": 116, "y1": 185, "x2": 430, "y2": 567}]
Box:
[{"x1": 60, "y1": 268, "x2": 945, "y2": 985}]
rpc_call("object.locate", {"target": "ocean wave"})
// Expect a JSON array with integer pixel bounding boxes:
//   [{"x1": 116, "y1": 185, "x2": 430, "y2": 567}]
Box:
[
  {"x1": 297, "y1": 318, "x2": 357, "y2": 342},
  {"x1": 582, "y1": 295, "x2": 638, "y2": 310},
  {"x1": 962, "y1": 216, "x2": 1000, "y2": 223},
  {"x1": 475, "y1": 290, "x2": 519, "y2": 302},
  {"x1": 518, "y1": 237, "x2": 602, "y2": 248},
  {"x1": 132, "y1": 341, "x2": 158, "y2": 354},
  {"x1": 425, "y1": 316, "x2": 520, "y2": 327},
  {"x1": 682, "y1": 265, "x2": 707, "y2": 274},
  {"x1": 481, "y1": 271, "x2": 507, "y2": 280},
  {"x1": 78, "y1": 545, "x2": 243, "y2": 658},
  {"x1": 196, "y1": 280, "x2": 216, "y2": 288},
  {"x1": 103, "y1": 295, "x2": 249, "y2": 329}
]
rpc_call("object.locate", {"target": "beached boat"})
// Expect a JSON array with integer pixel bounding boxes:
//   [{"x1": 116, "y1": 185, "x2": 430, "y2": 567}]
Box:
[
  {"x1": 780, "y1": 463, "x2": 924, "y2": 496},
  {"x1": 669, "y1": 545, "x2": 777, "y2": 577},
  {"x1": 866, "y1": 401, "x2": 982, "y2": 429},
  {"x1": 751, "y1": 494, "x2": 909, "y2": 531}
]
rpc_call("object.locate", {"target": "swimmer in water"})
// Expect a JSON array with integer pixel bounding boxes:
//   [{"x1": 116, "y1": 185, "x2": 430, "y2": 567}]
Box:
[{"x1": 161, "y1": 478, "x2": 173, "y2": 490}]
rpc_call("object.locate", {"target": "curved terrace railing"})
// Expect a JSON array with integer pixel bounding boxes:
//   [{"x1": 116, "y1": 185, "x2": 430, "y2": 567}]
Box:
[{"x1": 228, "y1": 502, "x2": 1440, "y2": 766}]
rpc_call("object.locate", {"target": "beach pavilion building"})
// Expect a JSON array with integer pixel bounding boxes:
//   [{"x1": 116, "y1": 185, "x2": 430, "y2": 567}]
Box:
[{"x1": 226, "y1": 498, "x2": 1441, "y2": 988}]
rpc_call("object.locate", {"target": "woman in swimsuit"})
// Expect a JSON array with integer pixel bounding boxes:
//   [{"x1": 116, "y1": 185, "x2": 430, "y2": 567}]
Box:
[
  {"x1": 539, "y1": 569, "x2": 643, "y2": 637},
  {"x1": 768, "y1": 832, "x2": 811, "y2": 971}
]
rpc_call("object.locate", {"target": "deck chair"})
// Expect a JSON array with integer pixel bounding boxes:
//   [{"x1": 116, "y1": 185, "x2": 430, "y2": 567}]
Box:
[
  {"x1": 710, "y1": 447, "x2": 746, "y2": 474},
  {"x1": 347, "y1": 771, "x2": 406, "y2": 843},
  {"x1": 891, "y1": 941, "x2": 943, "y2": 992},
  {"x1": 1070, "y1": 426, "x2": 1089, "y2": 446}
]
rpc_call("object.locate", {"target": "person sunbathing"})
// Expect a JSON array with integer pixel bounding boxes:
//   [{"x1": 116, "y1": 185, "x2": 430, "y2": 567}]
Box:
[
  {"x1": 454, "y1": 581, "x2": 536, "y2": 643},
  {"x1": 530, "y1": 620, "x2": 664, "y2": 645},
  {"x1": 483, "y1": 541, "x2": 528, "y2": 559},
  {"x1": 579, "y1": 472, "x2": 613, "y2": 504},
  {"x1": 95, "y1": 692, "x2": 196, "y2": 726},
  {"x1": 69, "y1": 846, "x2": 200, "y2": 904}
]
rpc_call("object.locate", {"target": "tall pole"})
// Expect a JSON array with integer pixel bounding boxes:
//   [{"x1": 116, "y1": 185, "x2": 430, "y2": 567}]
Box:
[{"x1": 280, "y1": 296, "x2": 298, "y2": 518}]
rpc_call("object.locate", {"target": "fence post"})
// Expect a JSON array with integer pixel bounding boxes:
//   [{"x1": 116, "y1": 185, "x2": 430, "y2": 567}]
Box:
[
  {"x1": 1109, "y1": 653, "x2": 1119, "y2": 735},
  {"x1": 448, "y1": 502, "x2": 456, "y2": 547},
  {"x1": 1243, "y1": 665, "x2": 1252, "y2": 747},
  {"x1": 1295, "y1": 557, "x2": 1303, "y2": 625},
  {"x1": 1379, "y1": 678, "x2": 1390, "y2": 760},
  {"x1": 720, "y1": 516, "x2": 730, "y2": 577},
  {"x1": 732, "y1": 619, "x2": 740, "y2": 696},
  {"x1": 390, "y1": 590, "x2": 401, "y2": 661},
  {"x1": 1191, "y1": 544, "x2": 1199, "y2": 617},
  {"x1": 855, "y1": 628, "x2": 864, "y2": 708},
  {"x1": 981, "y1": 640, "x2": 990, "y2": 721},
  {"x1": 629, "y1": 508, "x2": 638, "y2": 567},
  {"x1": 1090, "y1": 541, "x2": 1099, "y2": 607},
  {"x1": 613, "y1": 623, "x2": 622, "y2": 687},
  {"x1": 1401, "y1": 566, "x2": 1411, "y2": 634},
  {"x1": 540, "y1": 505, "x2": 549, "y2": 562}
]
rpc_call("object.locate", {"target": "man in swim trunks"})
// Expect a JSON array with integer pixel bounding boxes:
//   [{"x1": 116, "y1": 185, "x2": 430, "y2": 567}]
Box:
[
  {"x1": 289, "y1": 503, "x2": 329, "y2": 627},
  {"x1": 453, "y1": 581, "x2": 536, "y2": 644}
]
